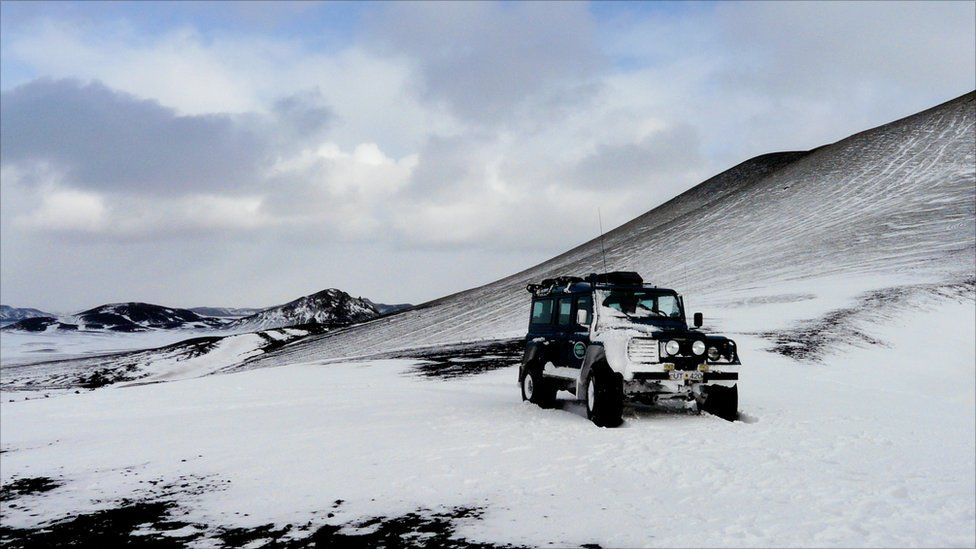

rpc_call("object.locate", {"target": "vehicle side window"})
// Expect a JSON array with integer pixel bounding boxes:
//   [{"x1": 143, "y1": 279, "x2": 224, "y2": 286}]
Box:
[
  {"x1": 531, "y1": 299, "x2": 554, "y2": 325},
  {"x1": 557, "y1": 298, "x2": 573, "y2": 326},
  {"x1": 575, "y1": 294, "x2": 592, "y2": 324}
]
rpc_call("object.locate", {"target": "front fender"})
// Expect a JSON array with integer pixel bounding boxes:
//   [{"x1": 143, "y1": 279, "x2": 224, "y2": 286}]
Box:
[
  {"x1": 522, "y1": 338, "x2": 552, "y2": 369},
  {"x1": 579, "y1": 343, "x2": 607, "y2": 391}
]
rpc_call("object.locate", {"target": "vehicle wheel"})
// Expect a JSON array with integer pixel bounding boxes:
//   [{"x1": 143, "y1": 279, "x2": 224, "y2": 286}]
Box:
[
  {"x1": 702, "y1": 384, "x2": 738, "y2": 421},
  {"x1": 521, "y1": 367, "x2": 556, "y2": 408},
  {"x1": 585, "y1": 369, "x2": 623, "y2": 427}
]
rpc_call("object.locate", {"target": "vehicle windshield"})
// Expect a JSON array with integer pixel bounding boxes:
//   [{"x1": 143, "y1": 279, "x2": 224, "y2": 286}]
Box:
[{"x1": 596, "y1": 288, "x2": 683, "y2": 325}]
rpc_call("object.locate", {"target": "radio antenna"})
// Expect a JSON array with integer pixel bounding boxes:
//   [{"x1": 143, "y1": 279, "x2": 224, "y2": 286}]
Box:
[{"x1": 598, "y1": 207, "x2": 609, "y2": 276}]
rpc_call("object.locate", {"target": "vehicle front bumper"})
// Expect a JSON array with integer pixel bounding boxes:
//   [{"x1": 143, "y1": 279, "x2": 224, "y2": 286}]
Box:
[{"x1": 631, "y1": 371, "x2": 738, "y2": 382}]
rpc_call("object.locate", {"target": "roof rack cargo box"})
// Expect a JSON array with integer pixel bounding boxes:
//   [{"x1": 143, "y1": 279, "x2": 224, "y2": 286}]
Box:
[
  {"x1": 585, "y1": 271, "x2": 643, "y2": 286},
  {"x1": 525, "y1": 275, "x2": 583, "y2": 295}
]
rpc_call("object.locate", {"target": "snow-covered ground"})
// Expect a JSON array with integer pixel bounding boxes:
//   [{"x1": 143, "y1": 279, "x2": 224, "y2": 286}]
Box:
[
  {"x1": 0, "y1": 326, "x2": 324, "y2": 392},
  {"x1": 1, "y1": 285, "x2": 973, "y2": 547},
  {"x1": 0, "y1": 329, "x2": 213, "y2": 366}
]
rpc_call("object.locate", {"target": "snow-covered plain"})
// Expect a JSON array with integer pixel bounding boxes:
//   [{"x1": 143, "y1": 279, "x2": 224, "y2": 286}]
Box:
[
  {"x1": 0, "y1": 329, "x2": 210, "y2": 366},
  {"x1": 1, "y1": 280, "x2": 973, "y2": 547}
]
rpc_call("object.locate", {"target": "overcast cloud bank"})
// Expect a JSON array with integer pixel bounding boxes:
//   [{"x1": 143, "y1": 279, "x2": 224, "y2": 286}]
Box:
[{"x1": 1, "y1": 1, "x2": 973, "y2": 310}]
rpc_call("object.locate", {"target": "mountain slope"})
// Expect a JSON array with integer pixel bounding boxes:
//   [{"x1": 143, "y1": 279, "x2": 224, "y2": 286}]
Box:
[
  {"x1": 250, "y1": 91, "x2": 975, "y2": 363},
  {"x1": 362, "y1": 299, "x2": 414, "y2": 316},
  {"x1": 230, "y1": 289, "x2": 378, "y2": 331},
  {"x1": 189, "y1": 307, "x2": 264, "y2": 319}
]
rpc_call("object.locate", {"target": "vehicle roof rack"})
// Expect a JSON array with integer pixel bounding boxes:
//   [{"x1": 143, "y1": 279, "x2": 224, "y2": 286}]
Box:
[
  {"x1": 526, "y1": 275, "x2": 583, "y2": 296},
  {"x1": 526, "y1": 272, "x2": 648, "y2": 295},
  {"x1": 585, "y1": 271, "x2": 643, "y2": 286}
]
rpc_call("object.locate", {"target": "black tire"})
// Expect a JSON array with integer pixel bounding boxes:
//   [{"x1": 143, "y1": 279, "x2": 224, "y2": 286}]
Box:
[
  {"x1": 584, "y1": 368, "x2": 623, "y2": 427},
  {"x1": 521, "y1": 366, "x2": 557, "y2": 408},
  {"x1": 701, "y1": 384, "x2": 738, "y2": 421}
]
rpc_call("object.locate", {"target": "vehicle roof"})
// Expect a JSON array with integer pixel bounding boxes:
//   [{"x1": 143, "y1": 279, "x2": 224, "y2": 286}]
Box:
[{"x1": 531, "y1": 282, "x2": 677, "y2": 298}]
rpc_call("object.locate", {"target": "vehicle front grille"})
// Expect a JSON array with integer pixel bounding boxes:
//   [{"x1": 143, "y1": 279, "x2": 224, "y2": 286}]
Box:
[{"x1": 627, "y1": 338, "x2": 659, "y2": 363}]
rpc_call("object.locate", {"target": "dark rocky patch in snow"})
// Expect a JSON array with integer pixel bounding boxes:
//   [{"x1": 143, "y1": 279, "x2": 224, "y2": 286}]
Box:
[
  {"x1": 0, "y1": 477, "x2": 62, "y2": 502},
  {"x1": 384, "y1": 338, "x2": 523, "y2": 379},
  {"x1": 213, "y1": 504, "x2": 516, "y2": 548},
  {"x1": 759, "y1": 277, "x2": 975, "y2": 361},
  {"x1": 0, "y1": 490, "x2": 517, "y2": 549},
  {"x1": 0, "y1": 501, "x2": 198, "y2": 548},
  {"x1": 301, "y1": 506, "x2": 516, "y2": 548}
]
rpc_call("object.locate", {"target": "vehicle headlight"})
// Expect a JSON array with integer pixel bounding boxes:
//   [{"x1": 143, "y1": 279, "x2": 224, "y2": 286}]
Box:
[
  {"x1": 665, "y1": 340, "x2": 680, "y2": 356},
  {"x1": 707, "y1": 346, "x2": 720, "y2": 361},
  {"x1": 692, "y1": 340, "x2": 706, "y2": 356}
]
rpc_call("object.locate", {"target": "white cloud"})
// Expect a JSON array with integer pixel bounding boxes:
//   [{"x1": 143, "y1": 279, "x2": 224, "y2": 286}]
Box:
[{"x1": 16, "y1": 186, "x2": 108, "y2": 233}]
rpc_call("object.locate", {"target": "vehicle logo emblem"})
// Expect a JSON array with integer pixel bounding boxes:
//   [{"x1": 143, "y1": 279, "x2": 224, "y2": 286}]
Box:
[{"x1": 573, "y1": 341, "x2": 586, "y2": 359}]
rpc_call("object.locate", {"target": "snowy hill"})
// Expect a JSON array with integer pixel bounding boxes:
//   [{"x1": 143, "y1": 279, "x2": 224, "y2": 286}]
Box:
[
  {"x1": 0, "y1": 305, "x2": 52, "y2": 325},
  {"x1": 251, "y1": 91, "x2": 975, "y2": 364},
  {"x1": 73, "y1": 303, "x2": 230, "y2": 331},
  {"x1": 229, "y1": 289, "x2": 379, "y2": 331}
]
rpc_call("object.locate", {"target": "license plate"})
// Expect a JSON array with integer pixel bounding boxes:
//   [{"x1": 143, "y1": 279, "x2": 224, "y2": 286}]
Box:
[{"x1": 669, "y1": 370, "x2": 703, "y2": 382}]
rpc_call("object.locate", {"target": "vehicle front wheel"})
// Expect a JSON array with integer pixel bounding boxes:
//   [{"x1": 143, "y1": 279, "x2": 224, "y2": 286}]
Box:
[
  {"x1": 701, "y1": 384, "x2": 738, "y2": 421},
  {"x1": 521, "y1": 367, "x2": 556, "y2": 408},
  {"x1": 585, "y1": 369, "x2": 623, "y2": 427}
]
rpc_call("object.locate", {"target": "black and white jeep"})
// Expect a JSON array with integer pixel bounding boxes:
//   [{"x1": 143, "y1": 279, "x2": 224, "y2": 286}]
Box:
[{"x1": 519, "y1": 271, "x2": 740, "y2": 426}]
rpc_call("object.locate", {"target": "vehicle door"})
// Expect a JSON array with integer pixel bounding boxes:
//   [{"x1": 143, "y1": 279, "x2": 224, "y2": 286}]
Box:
[
  {"x1": 552, "y1": 296, "x2": 576, "y2": 367},
  {"x1": 528, "y1": 297, "x2": 559, "y2": 365},
  {"x1": 562, "y1": 293, "x2": 592, "y2": 370}
]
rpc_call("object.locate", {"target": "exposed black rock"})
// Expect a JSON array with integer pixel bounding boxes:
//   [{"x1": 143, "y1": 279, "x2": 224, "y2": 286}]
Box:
[{"x1": 0, "y1": 477, "x2": 62, "y2": 502}]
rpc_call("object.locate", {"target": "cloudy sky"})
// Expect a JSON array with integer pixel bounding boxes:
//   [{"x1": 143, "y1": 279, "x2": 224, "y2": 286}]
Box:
[{"x1": 1, "y1": 1, "x2": 974, "y2": 312}]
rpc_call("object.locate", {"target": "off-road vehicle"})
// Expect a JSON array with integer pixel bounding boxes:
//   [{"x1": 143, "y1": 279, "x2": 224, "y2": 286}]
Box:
[{"x1": 519, "y1": 271, "x2": 740, "y2": 426}]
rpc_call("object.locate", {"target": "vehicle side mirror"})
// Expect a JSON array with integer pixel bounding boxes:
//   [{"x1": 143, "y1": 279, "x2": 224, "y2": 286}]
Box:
[
  {"x1": 576, "y1": 309, "x2": 590, "y2": 325},
  {"x1": 693, "y1": 312, "x2": 703, "y2": 328}
]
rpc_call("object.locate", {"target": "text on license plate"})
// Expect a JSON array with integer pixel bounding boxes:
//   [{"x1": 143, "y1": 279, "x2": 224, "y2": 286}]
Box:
[{"x1": 669, "y1": 370, "x2": 703, "y2": 382}]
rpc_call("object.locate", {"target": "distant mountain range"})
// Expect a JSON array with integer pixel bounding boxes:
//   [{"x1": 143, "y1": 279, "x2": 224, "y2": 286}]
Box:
[
  {"x1": 2, "y1": 290, "x2": 413, "y2": 333},
  {"x1": 0, "y1": 305, "x2": 52, "y2": 324},
  {"x1": 3, "y1": 303, "x2": 228, "y2": 332}
]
